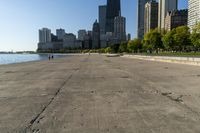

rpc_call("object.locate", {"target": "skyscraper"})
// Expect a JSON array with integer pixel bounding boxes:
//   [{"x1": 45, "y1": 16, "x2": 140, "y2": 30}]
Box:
[
  {"x1": 114, "y1": 14, "x2": 126, "y2": 41},
  {"x1": 188, "y1": 0, "x2": 200, "y2": 30},
  {"x1": 83, "y1": 32, "x2": 92, "y2": 49},
  {"x1": 105, "y1": 0, "x2": 121, "y2": 33},
  {"x1": 39, "y1": 28, "x2": 51, "y2": 43},
  {"x1": 137, "y1": 0, "x2": 151, "y2": 40},
  {"x1": 38, "y1": 28, "x2": 52, "y2": 51},
  {"x1": 63, "y1": 33, "x2": 76, "y2": 48},
  {"x1": 99, "y1": 5, "x2": 107, "y2": 35},
  {"x1": 158, "y1": 0, "x2": 178, "y2": 31},
  {"x1": 144, "y1": 1, "x2": 158, "y2": 34},
  {"x1": 92, "y1": 20, "x2": 100, "y2": 49},
  {"x1": 78, "y1": 30, "x2": 87, "y2": 41},
  {"x1": 56, "y1": 29, "x2": 65, "y2": 40},
  {"x1": 165, "y1": 9, "x2": 188, "y2": 31}
]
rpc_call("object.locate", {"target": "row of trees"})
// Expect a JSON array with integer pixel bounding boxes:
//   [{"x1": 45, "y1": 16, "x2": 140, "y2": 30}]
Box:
[
  {"x1": 89, "y1": 40, "x2": 142, "y2": 54},
  {"x1": 106, "y1": 23, "x2": 200, "y2": 53}
]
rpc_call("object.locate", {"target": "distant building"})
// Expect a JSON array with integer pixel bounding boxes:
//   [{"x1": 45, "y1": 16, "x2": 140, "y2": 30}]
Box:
[
  {"x1": 114, "y1": 14, "x2": 126, "y2": 42},
  {"x1": 56, "y1": 29, "x2": 65, "y2": 40},
  {"x1": 158, "y1": 0, "x2": 178, "y2": 31},
  {"x1": 52, "y1": 42, "x2": 63, "y2": 51},
  {"x1": 92, "y1": 20, "x2": 100, "y2": 49},
  {"x1": 38, "y1": 28, "x2": 52, "y2": 50},
  {"x1": 63, "y1": 33, "x2": 76, "y2": 48},
  {"x1": 127, "y1": 33, "x2": 131, "y2": 41},
  {"x1": 137, "y1": 0, "x2": 151, "y2": 40},
  {"x1": 106, "y1": 0, "x2": 121, "y2": 33},
  {"x1": 51, "y1": 34, "x2": 58, "y2": 42},
  {"x1": 165, "y1": 9, "x2": 188, "y2": 31},
  {"x1": 37, "y1": 28, "x2": 82, "y2": 51},
  {"x1": 88, "y1": 30, "x2": 93, "y2": 37},
  {"x1": 100, "y1": 32, "x2": 115, "y2": 48},
  {"x1": 144, "y1": 1, "x2": 158, "y2": 34},
  {"x1": 188, "y1": 0, "x2": 200, "y2": 30},
  {"x1": 83, "y1": 34, "x2": 92, "y2": 49},
  {"x1": 78, "y1": 30, "x2": 87, "y2": 41},
  {"x1": 100, "y1": 34, "x2": 110, "y2": 48},
  {"x1": 38, "y1": 42, "x2": 53, "y2": 50},
  {"x1": 75, "y1": 40, "x2": 82, "y2": 49},
  {"x1": 51, "y1": 33, "x2": 63, "y2": 50},
  {"x1": 99, "y1": 5, "x2": 107, "y2": 35},
  {"x1": 39, "y1": 28, "x2": 51, "y2": 43}
]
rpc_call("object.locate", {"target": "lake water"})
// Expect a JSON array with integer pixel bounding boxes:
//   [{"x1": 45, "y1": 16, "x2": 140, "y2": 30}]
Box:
[{"x1": 0, "y1": 54, "x2": 65, "y2": 65}]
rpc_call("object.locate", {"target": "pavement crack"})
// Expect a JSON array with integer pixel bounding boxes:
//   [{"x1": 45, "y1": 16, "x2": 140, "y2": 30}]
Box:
[
  {"x1": 23, "y1": 73, "x2": 74, "y2": 132},
  {"x1": 161, "y1": 92, "x2": 172, "y2": 96},
  {"x1": 162, "y1": 93, "x2": 184, "y2": 103},
  {"x1": 22, "y1": 56, "x2": 90, "y2": 133}
]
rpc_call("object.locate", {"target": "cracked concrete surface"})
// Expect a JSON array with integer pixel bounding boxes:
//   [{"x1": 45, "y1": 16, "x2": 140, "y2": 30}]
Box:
[{"x1": 1, "y1": 55, "x2": 200, "y2": 132}]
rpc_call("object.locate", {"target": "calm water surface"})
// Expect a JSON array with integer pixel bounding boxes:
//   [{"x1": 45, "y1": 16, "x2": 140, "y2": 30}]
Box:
[{"x1": 0, "y1": 54, "x2": 65, "y2": 65}]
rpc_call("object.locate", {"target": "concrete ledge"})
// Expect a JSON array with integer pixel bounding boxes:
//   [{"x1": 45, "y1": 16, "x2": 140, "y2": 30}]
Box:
[{"x1": 122, "y1": 54, "x2": 200, "y2": 66}]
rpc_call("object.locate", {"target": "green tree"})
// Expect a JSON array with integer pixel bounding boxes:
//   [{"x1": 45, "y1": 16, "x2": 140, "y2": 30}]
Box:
[
  {"x1": 173, "y1": 26, "x2": 191, "y2": 51},
  {"x1": 143, "y1": 31, "x2": 152, "y2": 52},
  {"x1": 119, "y1": 42, "x2": 128, "y2": 53},
  {"x1": 190, "y1": 23, "x2": 200, "y2": 52},
  {"x1": 127, "y1": 39, "x2": 142, "y2": 53},
  {"x1": 143, "y1": 30, "x2": 163, "y2": 53},
  {"x1": 105, "y1": 47, "x2": 112, "y2": 53},
  {"x1": 110, "y1": 43, "x2": 120, "y2": 53},
  {"x1": 162, "y1": 29, "x2": 176, "y2": 51}
]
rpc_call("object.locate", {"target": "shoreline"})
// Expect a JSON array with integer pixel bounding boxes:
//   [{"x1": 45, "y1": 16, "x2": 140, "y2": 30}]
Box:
[
  {"x1": 0, "y1": 53, "x2": 115, "y2": 66},
  {"x1": 3, "y1": 52, "x2": 200, "y2": 66},
  {"x1": 0, "y1": 53, "x2": 87, "y2": 66}
]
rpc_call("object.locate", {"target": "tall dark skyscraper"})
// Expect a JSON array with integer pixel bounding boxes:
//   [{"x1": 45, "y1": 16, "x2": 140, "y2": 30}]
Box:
[
  {"x1": 106, "y1": 0, "x2": 121, "y2": 33},
  {"x1": 92, "y1": 20, "x2": 100, "y2": 49},
  {"x1": 99, "y1": 5, "x2": 107, "y2": 35},
  {"x1": 137, "y1": 0, "x2": 151, "y2": 40}
]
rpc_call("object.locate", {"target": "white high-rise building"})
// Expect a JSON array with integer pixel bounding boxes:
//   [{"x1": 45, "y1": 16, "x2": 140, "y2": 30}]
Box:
[
  {"x1": 78, "y1": 30, "x2": 87, "y2": 41},
  {"x1": 39, "y1": 28, "x2": 51, "y2": 43},
  {"x1": 188, "y1": 0, "x2": 200, "y2": 30},
  {"x1": 56, "y1": 29, "x2": 65, "y2": 40},
  {"x1": 144, "y1": 1, "x2": 158, "y2": 34},
  {"x1": 137, "y1": 0, "x2": 151, "y2": 40},
  {"x1": 158, "y1": 0, "x2": 178, "y2": 30}
]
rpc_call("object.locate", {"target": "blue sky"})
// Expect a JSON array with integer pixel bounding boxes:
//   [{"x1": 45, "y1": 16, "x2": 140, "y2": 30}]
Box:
[{"x1": 0, "y1": 0, "x2": 188, "y2": 51}]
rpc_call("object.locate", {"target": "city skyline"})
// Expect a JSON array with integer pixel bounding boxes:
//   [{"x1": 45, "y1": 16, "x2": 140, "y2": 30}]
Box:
[{"x1": 0, "y1": 0, "x2": 187, "y2": 51}]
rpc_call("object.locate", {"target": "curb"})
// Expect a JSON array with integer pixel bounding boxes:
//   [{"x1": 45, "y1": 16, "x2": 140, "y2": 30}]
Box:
[{"x1": 122, "y1": 55, "x2": 200, "y2": 66}]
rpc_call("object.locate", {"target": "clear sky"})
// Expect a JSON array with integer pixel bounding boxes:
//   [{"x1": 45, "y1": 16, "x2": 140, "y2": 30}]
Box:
[{"x1": 0, "y1": 0, "x2": 188, "y2": 51}]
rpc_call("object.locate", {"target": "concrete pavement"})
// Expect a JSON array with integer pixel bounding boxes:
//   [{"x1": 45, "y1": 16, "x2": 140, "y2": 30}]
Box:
[{"x1": 1, "y1": 55, "x2": 200, "y2": 132}]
